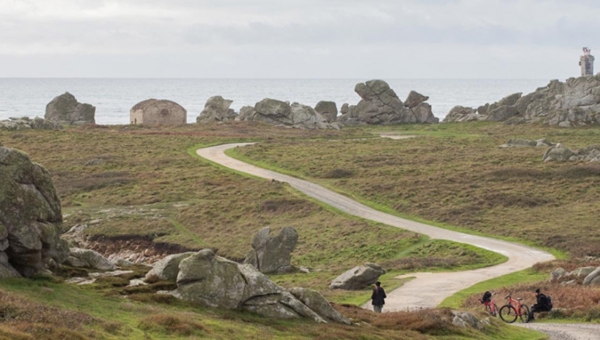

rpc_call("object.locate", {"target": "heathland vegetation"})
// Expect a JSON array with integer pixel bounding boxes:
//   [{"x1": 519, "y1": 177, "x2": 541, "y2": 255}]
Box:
[{"x1": 1, "y1": 121, "x2": 598, "y2": 339}]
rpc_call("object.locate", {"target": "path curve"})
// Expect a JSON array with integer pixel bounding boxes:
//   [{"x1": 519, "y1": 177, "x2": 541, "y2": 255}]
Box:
[{"x1": 197, "y1": 143, "x2": 555, "y2": 311}]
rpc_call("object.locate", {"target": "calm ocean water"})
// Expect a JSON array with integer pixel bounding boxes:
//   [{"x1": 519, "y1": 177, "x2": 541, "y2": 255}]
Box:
[{"x1": 0, "y1": 79, "x2": 551, "y2": 125}]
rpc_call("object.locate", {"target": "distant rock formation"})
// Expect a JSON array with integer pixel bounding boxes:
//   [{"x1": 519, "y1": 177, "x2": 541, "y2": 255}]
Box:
[
  {"x1": 45, "y1": 92, "x2": 95, "y2": 125},
  {"x1": 0, "y1": 117, "x2": 62, "y2": 131},
  {"x1": 244, "y1": 227, "x2": 298, "y2": 274},
  {"x1": 542, "y1": 144, "x2": 600, "y2": 162},
  {"x1": 499, "y1": 138, "x2": 554, "y2": 148},
  {"x1": 237, "y1": 98, "x2": 341, "y2": 129},
  {"x1": 160, "y1": 249, "x2": 350, "y2": 323},
  {"x1": 444, "y1": 74, "x2": 600, "y2": 127},
  {"x1": 443, "y1": 106, "x2": 483, "y2": 123},
  {"x1": 338, "y1": 80, "x2": 438, "y2": 125},
  {"x1": 130, "y1": 99, "x2": 187, "y2": 125},
  {"x1": 329, "y1": 263, "x2": 385, "y2": 290},
  {"x1": 0, "y1": 145, "x2": 69, "y2": 278},
  {"x1": 314, "y1": 101, "x2": 338, "y2": 123},
  {"x1": 196, "y1": 96, "x2": 237, "y2": 123}
]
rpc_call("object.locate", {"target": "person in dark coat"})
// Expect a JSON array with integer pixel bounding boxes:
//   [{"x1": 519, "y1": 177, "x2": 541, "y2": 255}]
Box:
[
  {"x1": 526, "y1": 288, "x2": 551, "y2": 322},
  {"x1": 371, "y1": 281, "x2": 386, "y2": 313}
]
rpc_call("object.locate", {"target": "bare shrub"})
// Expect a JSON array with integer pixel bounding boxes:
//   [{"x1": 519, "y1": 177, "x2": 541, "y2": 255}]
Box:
[
  {"x1": 138, "y1": 314, "x2": 206, "y2": 336},
  {"x1": 321, "y1": 168, "x2": 354, "y2": 179},
  {"x1": 261, "y1": 199, "x2": 312, "y2": 213},
  {"x1": 333, "y1": 304, "x2": 458, "y2": 335},
  {"x1": 554, "y1": 165, "x2": 600, "y2": 179},
  {"x1": 54, "y1": 171, "x2": 134, "y2": 196}
]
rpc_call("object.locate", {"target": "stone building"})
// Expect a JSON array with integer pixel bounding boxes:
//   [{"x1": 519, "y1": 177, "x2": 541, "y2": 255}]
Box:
[
  {"x1": 130, "y1": 99, "x2": 187, "y2": 125},
  {"x1": 580, "y1": 47, "x2": 595, "y2": 76}
]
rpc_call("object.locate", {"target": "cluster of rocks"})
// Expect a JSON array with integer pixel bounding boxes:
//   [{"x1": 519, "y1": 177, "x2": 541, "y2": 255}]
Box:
[
  {"x1": 45, "y1": 92, "x2": 96, "y2": 125},
  {"x1": 499, "y1": 138, "x2": 555, "y2": 148},
  {"x1": 144, "y1": 249, "x2": 350, "y2": 324},
  {"x1": 243, "y1": 227, "x2": 298, "y2": 274},
  {"x1": 329, "y1": 263, "x2": 385, "y2": 290},
  {"x1": 196, "y1": 96, "x2": 340, "y2": 129},
  {"x1": 0, "y1": 116, "x2": 63, "y2": 131},
  {"x1": 0, "y1": 145, "x2": 70, "y2": 278},
  {"x1": 444, "y1": 74, "x2": 600, "y2": 127},
  {"x1": 238, "y1": 99, "x2": 342, "y2": 130},
  {"x1": 195, "y1": 79, "x2": 437, "y2": 129},
  {"x1": 542, "y1": 144, "x2": 600, "y2": 162},
  {"x1": 550, "y1": 265, "x2": 600, "y2": 286},
  {"x1": 338, "y1": 81, "x2": 438, "y2": 125}
]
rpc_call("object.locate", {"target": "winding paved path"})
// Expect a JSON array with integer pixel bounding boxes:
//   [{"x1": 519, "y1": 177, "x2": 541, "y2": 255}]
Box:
[
  {"x1": 198, "y1": 143, "x2": 600, "y2": 339},
  {"x1": 197, "y1": 143, "x2": 555, "y2": 311}
]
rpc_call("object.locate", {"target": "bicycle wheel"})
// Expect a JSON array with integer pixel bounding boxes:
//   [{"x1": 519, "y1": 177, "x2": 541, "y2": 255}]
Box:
[
  {"x1": 491, "y1": 303, "x2": 499, "y2": 317},
  {"x1": 499, "y1": 305, "x2": 518, "y2": 323},
  {"x1": 518, "y1": 305, "x2": 530, "y2": 323}
]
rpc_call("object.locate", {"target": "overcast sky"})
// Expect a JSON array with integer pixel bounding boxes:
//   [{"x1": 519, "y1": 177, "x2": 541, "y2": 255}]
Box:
[{"x1": 1, "y1": 0, "x2": 598, "y2": 79}]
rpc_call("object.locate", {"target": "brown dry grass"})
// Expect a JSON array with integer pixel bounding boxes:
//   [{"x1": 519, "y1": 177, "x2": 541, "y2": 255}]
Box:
[
  {"x1": 0, "y1": 290, "x2": 103, "y2": 340},
  {"x1": 138, "y1": 313, "x2": 207, "y2": 336},
  {"x1": 235, "y1": 123, "x2": 600, "y2": 256}
]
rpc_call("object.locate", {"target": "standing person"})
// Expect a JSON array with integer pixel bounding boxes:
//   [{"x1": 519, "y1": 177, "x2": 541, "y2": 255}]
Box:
[
  {"x1": 526, "y1": 288, "x2": 552, "y2": 322},
  {"x1": 371, "y1": 281, "x2": 386, "y2": 313}
]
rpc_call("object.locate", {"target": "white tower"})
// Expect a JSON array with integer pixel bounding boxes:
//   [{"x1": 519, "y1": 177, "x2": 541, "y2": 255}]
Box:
[{"x1": 579, "y1": 47, "x2": 594, "y2": 76}]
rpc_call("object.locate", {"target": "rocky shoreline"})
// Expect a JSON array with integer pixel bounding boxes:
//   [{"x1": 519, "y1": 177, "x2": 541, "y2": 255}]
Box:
[{"x1": 444, "y1": 74, "x2": 600, "y2": 127}]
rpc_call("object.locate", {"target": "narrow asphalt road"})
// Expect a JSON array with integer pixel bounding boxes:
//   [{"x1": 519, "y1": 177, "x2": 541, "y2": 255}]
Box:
[
  {"x1": 197, "y1": 143, "x2": 600, "y2": 339},
  {"x1": 197, "y1": 143, "x2": 555, "y2": 311}
]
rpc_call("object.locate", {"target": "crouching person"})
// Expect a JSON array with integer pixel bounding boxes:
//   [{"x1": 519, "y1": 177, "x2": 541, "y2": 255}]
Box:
[{"x1": 526, "y1": 288, "x2": 552, "y2": 322}]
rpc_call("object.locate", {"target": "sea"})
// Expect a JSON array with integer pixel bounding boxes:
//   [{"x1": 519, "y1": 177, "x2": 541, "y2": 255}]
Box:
[{"x1": 0, "y1": 78, "x2": 551, "y2": 125}]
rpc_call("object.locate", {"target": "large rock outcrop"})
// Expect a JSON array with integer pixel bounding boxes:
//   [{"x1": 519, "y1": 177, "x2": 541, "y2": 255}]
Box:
[
  {"x1": 165, "y1": 249, "x2": 349, "y2": 323},
  {"x1": 239, "y1": 99, "x2": 340, "y2": 129},
  {"x1": 0, "y1": 117, "x2": 63, "y2": 131},
  {"x1": 196, "y1": 96, "x2": 238, "y2": 123},
  {"x1": 45, "y1": 92, "x2": 95, "y2": 125},
  {"x1": 314, "y1": 101, "x2": 338, "y2": 123},
  {"x1": 244, "y1": 227, "x2": 298, "y2": 274},
  {"x1": 338, "y1": 80, "x2": 438, "y2": 125},
  {"x1": 329, "y1": 263, "x2": 385, "y2": 290},
  {"x1": 445, "y1": 75, "x2": 600, "y2": 127},
  {"x1": 144, "y1": 252, "x2": 195, "y2": 281},
  {"x1": 0, "y1": 146, "x2": 69, "y2": 277}
]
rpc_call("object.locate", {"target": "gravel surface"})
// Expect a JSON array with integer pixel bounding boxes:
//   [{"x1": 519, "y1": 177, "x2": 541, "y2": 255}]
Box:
[{"x1": 515, "y1": 323, "x2": 600, "y2": 340}]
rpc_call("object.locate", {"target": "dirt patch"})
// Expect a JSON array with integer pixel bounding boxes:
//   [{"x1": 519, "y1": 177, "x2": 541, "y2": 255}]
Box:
[{"x1": 88, "y1": 235, "x2": 200, "y2": 263}]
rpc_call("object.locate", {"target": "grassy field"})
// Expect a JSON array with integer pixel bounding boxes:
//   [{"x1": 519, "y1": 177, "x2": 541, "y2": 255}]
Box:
[
  {"x1": 0, "y1": 121, "x2": 582, "y2": 339},
  {"x1": 0, "y1": 124, "x2": 505, "y2": 274},
  {"x1": 232, "y1": 122, "x2": 600, "y2": 257},
  {"x1": 0, "y1": 273, "x2": 546, "y2": 340}
]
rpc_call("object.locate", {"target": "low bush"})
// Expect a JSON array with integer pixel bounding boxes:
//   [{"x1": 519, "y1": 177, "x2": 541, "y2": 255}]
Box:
[{"x1": 138, "y1": 314, "x2": 206, "y2": 336}]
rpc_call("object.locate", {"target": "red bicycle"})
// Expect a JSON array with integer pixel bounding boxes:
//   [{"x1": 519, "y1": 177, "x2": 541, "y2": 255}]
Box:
[
  {"x1": 479, "y1": 292, "x2": 498, "y2": 317},
  {"x1": 499, "y1": 293, "x2": 530, "y2": 323}
]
